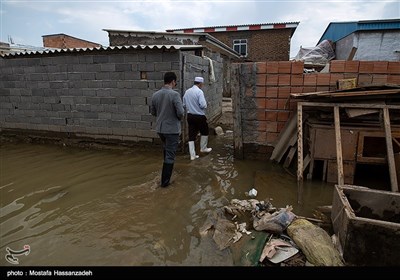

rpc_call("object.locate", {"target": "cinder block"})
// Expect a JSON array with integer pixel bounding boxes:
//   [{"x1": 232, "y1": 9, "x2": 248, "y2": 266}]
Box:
[
  {"x1": 115, "y1": 64, "x2": 132, "y2": 72},
  {"x1": 116, "y1": 97, "x2": 131, "y2": 105},
  {"x1": 100, "y1": 64, "x2": 115, "y2": 72}
]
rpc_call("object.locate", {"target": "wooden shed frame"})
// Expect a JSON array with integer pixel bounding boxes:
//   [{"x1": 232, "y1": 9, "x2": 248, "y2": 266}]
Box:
[{"x1": 296, "y1": 101, "x2": 400, "y2": 203}]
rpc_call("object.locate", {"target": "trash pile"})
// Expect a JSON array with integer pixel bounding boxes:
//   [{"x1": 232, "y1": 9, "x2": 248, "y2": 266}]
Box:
[{"x1": 200, "y1": 194, "x2": 344, "y2": 266}]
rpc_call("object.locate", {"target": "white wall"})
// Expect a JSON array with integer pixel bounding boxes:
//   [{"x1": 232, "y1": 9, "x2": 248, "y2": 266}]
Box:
[{"x1": 336, "y1": 31, "x2": 400, "y2": 61}]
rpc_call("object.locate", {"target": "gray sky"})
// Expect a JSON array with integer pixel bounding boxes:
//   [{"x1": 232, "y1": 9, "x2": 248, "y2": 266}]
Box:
[{"x1": 1, "y1": 0, "x2": 399, "y2": 58}]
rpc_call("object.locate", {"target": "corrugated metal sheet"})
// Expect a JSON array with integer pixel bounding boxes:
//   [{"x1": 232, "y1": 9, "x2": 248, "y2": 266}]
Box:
[
  {"x1": 318, "y1": 19, "x2": 400, "y2": 44},
  {"x1": 166, "y1": 22, "x2": 300, "y2": 32},
  {"x1": 1, "y1": 45, "x2": 203, "y2": 58}
]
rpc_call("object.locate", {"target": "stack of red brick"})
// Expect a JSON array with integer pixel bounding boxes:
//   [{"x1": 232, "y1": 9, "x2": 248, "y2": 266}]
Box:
[{"x1": 243, "y1": 60, "x2": 400, "y2": 151}]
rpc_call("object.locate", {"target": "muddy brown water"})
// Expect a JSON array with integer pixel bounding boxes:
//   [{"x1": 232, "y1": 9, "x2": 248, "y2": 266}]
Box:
[{"x1": 0, "y1": 133, "x2": 334, "y2": 266}]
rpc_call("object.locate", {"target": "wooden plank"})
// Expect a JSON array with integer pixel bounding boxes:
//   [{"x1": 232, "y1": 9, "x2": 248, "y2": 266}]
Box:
[
  {"x1": 297, "y1": 102, "x2": 304, "y2": 205},
  {"x1": 345, "y1": 108, "x2": 380, "y2": 118},
  {"x1": 270, "y1": 114, "x2": 297, "y2": 162},
  {"x1": 232, "y1": 64, "x2": 243, "y2": 159},
  {"x1": 291, "y1": 89, "x2": 400, "y2": 99},
  {"x1": 299, "y1": 101, "x2": 400, "y2": 110},
  {"x1": 307, "y1": 159, "x2": 314, "y2": 180},
  {"x1": 284, "y1": 146, "x2": 297, "y2": 168},
  {"x1": 393, "y1": 137, "x2": 400, "y2": 148},
  {"x1": 383, "y1": 107, "x2": 399, "y2": 192},
  {"x1": 303, "y1": 153, "x2": 311, "y2": 172},
  {"x1": 347, "y1": 47, "x2": 358, "y2": 60},
  {"x1": 322, "y1": 160, "x2": 328, "y2": 182},
  {"x1": 307, "y1": 128, "x2": 316, "y2": 180},
  {"x1": 334, "y1": 106, "x2": 344, "y2": 185}
]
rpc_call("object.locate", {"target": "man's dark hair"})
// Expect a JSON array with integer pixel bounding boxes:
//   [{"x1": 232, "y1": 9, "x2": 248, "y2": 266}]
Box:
[{"x1": 164, "y1": 72, "x2": 177, "y2": 84}]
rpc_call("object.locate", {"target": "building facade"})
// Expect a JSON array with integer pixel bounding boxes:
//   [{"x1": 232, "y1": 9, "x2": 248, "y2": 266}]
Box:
[
  {"x1": 166, "y1": 22, "x2": 299, "y2": 62},
  {"x1": 318, "y1": 19, "x2": 400, "y2": 61},
  {"x1": 42, "y1": 33, "x2": 102, "y2": 49}
]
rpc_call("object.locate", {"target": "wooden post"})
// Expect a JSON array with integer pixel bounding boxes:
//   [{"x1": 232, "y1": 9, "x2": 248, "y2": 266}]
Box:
[
  {"x1": 383, "y1": 107, "x2": 399, "y2": 192},
  {"x1": 297, "y1": 102, "x2": 303, "y2": 205},
  {"x1": 334, "y1": 106, "x2": 344, "y2": 185}
]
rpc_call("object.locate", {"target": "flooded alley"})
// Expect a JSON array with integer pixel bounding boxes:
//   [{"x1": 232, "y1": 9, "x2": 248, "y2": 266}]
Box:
[{"x1": 0, "y1": 133, "x2": 334, "y2": 266}]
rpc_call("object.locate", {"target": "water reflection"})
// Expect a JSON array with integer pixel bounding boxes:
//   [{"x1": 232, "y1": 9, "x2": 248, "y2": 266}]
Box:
[{"x1": 0, "y1": 134, "x2": 334, "y2": 265}]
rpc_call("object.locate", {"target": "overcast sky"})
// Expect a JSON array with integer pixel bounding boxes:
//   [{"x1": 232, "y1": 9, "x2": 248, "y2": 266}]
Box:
[{"x1": 1, "y1": 0, "x2": 399, "y2": 58}]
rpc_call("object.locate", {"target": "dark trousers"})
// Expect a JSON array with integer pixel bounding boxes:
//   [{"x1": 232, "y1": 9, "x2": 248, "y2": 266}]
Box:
[
  {"x1": 158, "y1": 133, "x2": 180, "y2": 164},
  {"x1": 158, "y1": 133, "x2": 179, "y2": 187},
  {"x1": 187, "y1": 113, "x2": 209, "y2": 141}
]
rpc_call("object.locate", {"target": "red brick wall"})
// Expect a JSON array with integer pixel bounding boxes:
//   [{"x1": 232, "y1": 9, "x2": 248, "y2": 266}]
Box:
[
  {"x1": 211, "y1": 29, "x2": 292, "y2": 61},
  {"x1": 236, "y1": 60, "x2": 400, "y2": 159},
  {"x1": 43, "y1": 35, "x2": 101, "y2": 49}
]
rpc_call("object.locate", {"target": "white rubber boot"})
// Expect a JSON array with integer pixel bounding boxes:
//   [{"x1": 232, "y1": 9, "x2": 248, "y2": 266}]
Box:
[
  {"x1": 188, "y1": 141, "x2": 199, "y2": 160},
  {"x1": 200, "y1": 136, "x2": 212, "y2": 153}
]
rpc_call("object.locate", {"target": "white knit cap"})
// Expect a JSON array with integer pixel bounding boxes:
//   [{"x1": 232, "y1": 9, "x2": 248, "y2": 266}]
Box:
[{"x1": 194, "y1": 77, "x2": 204, "y2": 83}]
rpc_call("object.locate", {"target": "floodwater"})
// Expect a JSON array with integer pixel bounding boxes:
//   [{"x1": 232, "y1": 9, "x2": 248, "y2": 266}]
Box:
[{"x1": 0, "y1": 133, "x2": 334, "y2": 266}]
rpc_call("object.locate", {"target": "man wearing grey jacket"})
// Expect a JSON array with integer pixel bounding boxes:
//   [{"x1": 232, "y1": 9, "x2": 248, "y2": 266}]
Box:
[{"x1": 151, "y1": 72, "x2": 184, "y2": 187}]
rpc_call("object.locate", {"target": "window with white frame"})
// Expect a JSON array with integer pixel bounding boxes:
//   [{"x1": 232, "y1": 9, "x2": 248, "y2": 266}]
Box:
[{"x1": 233, "y1": 39, "x2": 247, "y2": 57}]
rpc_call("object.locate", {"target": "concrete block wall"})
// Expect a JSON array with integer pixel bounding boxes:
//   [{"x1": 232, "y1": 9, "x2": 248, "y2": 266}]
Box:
[
  {"x1": 183, "y1": 53, "x2": 224, "y2": 124},
  {"x1": 0, "y1": 49, "x2": 181, "y2": 144},
  {"x1": 234, "y1": 60, "x2": 400, "y2": 159}
]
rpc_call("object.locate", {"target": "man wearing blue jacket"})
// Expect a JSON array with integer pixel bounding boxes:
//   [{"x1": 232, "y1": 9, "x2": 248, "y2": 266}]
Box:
[{"x1": 151, "y1": 72, "x2": 184, "y2": 187}]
